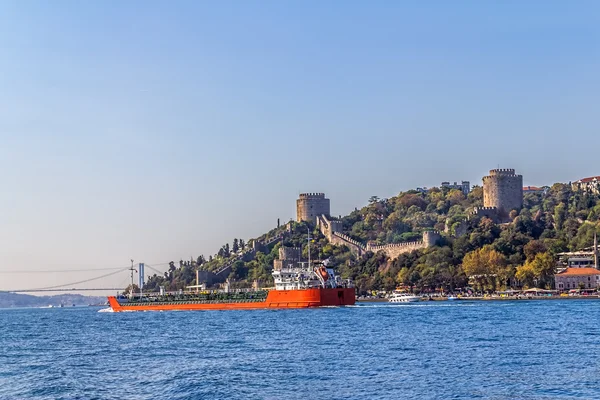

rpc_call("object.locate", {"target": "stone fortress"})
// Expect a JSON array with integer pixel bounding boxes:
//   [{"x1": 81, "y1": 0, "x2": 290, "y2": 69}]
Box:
[
  {"x1": 273, "y1": 246, "x2": 303, "y2": 270},
  {"x1": 291, "y1": 193, "x2": 440, "y2": 261},
  {"x1": 288, "y1": 168, "x2": 523, "y2": 262},
  {"x1": 474, "y1": 168, "x2": 523, "y2": 222},
  {"x1": 315, "y1": 214, "x2": 440, "y2": 261},
  {"x1": 296, "y1": 193, "x2": 331, "y2": 224}
]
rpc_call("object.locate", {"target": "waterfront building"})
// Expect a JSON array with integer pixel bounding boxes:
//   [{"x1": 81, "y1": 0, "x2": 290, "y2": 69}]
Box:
[{"x1": 555, "y1": 268, "x2": 600, "y2": 290}]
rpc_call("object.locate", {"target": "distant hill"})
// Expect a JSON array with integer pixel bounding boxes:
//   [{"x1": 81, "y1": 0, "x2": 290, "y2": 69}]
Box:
[{"x1": 0, "y1": 292, "x2": 106, "y2": 308}]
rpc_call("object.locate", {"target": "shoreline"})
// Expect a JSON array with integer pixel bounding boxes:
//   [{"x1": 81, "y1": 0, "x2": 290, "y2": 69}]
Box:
[{"x1": 358, "y1": 295, "x2": 600, "y2": 303}]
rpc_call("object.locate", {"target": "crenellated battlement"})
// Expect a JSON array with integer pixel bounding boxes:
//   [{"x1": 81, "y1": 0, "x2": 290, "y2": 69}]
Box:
[
  {"x1": 367, "y1": 240, "x2": 424, "y2": 251},
  {"x1": 299, "y1": 193, "x2": 326, "y2": 199},
  {"x1": 488, "y1": 168, "x2": 516, "y2": 176},
  {"x1": 332, "y1": 232, "x2": 366, "y2": 250},
  {"x1": 326, "y1": 230, "x2": 440, "y2": 260},
  {"x1": 297, "y1": 193, "x2": 330, "y2": 223},
  {"x1": 471, "y1": 206, "x2": 500, "y2": 222},
  {"x1": 482, "y1": 167, "x2": 523, "y2": 222}
]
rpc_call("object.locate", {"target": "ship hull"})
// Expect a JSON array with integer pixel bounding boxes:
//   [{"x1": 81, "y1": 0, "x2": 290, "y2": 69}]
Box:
[{"x1": 107, "y1": 288, "x2": 355, "y2": 312}]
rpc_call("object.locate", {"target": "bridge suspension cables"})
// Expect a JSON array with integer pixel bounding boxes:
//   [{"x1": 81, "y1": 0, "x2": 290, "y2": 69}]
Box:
[{"x1": 3, "y1": 262, "x2": 171, "y2": 293}]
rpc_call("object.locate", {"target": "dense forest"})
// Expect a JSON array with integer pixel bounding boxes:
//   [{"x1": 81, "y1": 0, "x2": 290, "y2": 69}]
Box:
[{"x1": 139, "y1": 183, "x2": 600, "y2": 295}]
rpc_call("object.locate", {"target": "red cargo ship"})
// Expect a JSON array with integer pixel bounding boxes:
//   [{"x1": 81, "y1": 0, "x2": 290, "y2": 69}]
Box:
[{"x1": 107, "y1": 264, "x2": 355, "y2": 312}]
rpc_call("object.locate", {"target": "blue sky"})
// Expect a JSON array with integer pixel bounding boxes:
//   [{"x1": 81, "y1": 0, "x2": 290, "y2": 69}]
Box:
[{"x1": 1, "y1": 1, "x2": 599, "y2": 290}]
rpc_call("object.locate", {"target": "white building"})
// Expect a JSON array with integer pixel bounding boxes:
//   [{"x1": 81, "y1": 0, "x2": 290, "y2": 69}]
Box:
[
  {"x1": 441, "y1": 181, "x2": 470, "y2": 195},
  {"x1": 555, "y1": 268, "x2": 600, "y2": 290}
]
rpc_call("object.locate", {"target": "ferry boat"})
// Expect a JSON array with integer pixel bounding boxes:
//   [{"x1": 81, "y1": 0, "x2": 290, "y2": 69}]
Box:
[
  {"x1": 388, "y1": 292, "x2": 421, "y2": 303},
  {"x1": 107, "y1": 263, "x2": 355, "y2": 312}
]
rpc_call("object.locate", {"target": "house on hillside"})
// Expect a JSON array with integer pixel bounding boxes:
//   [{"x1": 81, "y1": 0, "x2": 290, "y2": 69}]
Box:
[{"x1": 572, "y1": 176, "x2": 600, "y2": 194}]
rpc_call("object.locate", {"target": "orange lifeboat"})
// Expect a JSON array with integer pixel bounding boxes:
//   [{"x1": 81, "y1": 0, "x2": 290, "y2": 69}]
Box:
[{"x1": 317, "y1": 266, "x2": 329, "y2": 281}]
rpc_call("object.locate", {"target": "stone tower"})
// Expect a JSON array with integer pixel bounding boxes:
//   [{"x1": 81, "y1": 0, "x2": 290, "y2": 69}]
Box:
[
  {"x1": 483, "y1": 168, "x2": 523, "y2": 219},
  {"x1": 423, "y1": 230, "x2": 441, "y2": 248},
  {"x1": 296, "y1": 193, "x2": 330, "y2": 223}
]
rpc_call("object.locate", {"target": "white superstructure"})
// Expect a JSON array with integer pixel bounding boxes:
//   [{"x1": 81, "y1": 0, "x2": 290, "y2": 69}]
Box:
[
  {"x1": 272, "y1": 262, "x2": 351, "y2": 291},
  {"x1": 388, "y1": 292, "x2": 421, "y2": 303}
]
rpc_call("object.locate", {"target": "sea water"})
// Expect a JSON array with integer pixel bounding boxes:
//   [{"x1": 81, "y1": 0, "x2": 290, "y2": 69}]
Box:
[{"x1": 0, "y1": 300, "x2": 599, "y2": 399}]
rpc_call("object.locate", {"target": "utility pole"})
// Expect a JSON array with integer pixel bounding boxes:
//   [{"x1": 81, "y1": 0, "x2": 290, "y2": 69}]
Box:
[{"x1": 129, "y1": 259, "x2": 136, "y2": 298}]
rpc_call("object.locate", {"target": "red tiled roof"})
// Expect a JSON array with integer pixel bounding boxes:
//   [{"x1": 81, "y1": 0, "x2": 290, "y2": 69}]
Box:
[
  {"x1": 577, "y1": 176, "x2": 600, "y2": 183},
  {"x1": 557, "y1": 267, "x2": 600, "y2": 276}
]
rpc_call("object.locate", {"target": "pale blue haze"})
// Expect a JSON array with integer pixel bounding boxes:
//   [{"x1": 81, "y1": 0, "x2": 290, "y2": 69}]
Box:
[{"x1": 0, "y1": 1, "x2": 598, "y2": 289}]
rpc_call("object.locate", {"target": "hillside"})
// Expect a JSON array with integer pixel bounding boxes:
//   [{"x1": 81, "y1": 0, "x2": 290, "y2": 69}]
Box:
[{"x1": 141, "y1": 183, "x2": 600, "y2": 294}]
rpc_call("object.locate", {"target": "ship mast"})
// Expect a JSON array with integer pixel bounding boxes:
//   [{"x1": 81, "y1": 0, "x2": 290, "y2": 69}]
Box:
[{"x1": 307, "y1": 225, "x2": 311, "y2": 270}]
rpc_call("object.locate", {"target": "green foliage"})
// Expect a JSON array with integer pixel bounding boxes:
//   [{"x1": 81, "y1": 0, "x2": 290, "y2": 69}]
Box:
[{"x1": 144, "y1": 182, "x2": 600, "y2": 294}]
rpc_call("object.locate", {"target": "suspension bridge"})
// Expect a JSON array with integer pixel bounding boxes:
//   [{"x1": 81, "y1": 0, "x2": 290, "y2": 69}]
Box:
[{"x1": 1, "y1": 262, "x2": 169, "y2": 293}]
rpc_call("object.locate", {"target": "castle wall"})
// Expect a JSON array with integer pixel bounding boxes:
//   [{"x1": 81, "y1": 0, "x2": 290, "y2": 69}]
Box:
[
  {"x1": 330, "y1": 232, "x2": 365, "y2": 257},
  {"x1": 472, "y1": 206, "x2": 499, "y2": 222},
  {"x1": 367, "y1": 241, "x2": 426, "y2": 259},
  {"x1": 366, "y1": 231, "x2": 440, "y2": 259},
  {"x1": 316, "y1": 214, "x2": 342, "y2": 241},
  {"x1": 297, "y1": 193, "x2": 330, "y2": 223},
  {"x1": 196, "y1": 270, "x2": 218, "y2": 286},
  {"x1": 318, "y1": 213, "x2": 440, "y2": 260},
  {"x1": 274, "y1": 246, "x2": 303, "y2": 270},
  {"x1": 483, "y1": 169, "x2": 523, "y2": 219},
  {"x1": 279, "y1": 246, "x2": 302, "y2": 261}
]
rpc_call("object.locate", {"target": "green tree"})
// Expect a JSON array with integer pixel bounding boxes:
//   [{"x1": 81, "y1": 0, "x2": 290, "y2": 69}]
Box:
[
  {"x1": 529, "y1": 252, "x2": 556, "y2": 288},
  {"x1": 369, "y1": 196, "x2": 380, "y2": 204},
  {"x1": 554, "y1": 203, "x2": 567, "y2": 230},
  {"x1": 462, "y1": 246, "x2": 507, "y2": 292},
  {"x1": 524, "y1": 240, "x2": 547, "y2": 261},
  {"x1": 515, "y1": 263, "x2": 536, "y2": 288}
]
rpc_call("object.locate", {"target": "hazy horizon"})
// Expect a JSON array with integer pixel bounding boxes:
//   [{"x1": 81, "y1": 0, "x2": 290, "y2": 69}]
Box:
[{"x1": 1, "y1": 1, "x2": 599, "y2": 291}]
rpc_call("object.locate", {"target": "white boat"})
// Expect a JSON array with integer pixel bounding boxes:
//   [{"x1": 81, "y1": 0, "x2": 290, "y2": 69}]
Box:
[{"x1": 389, "y1": 292, "x2": 421, "y2": 303}]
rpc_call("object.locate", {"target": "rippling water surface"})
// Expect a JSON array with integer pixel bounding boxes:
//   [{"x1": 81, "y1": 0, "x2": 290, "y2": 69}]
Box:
[{"x1": 1, "y1": 300, "x2": 599, "y2": 399}]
